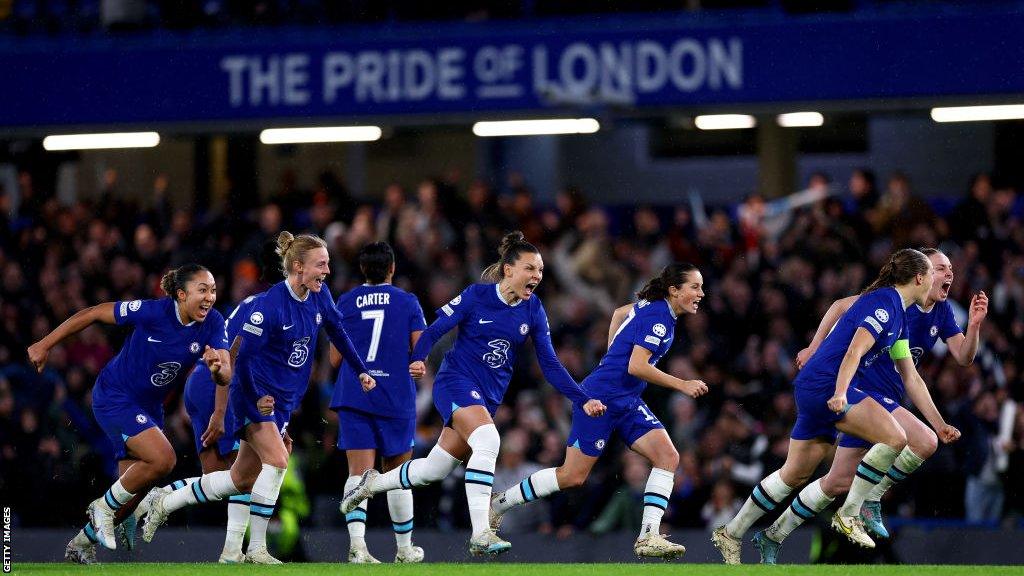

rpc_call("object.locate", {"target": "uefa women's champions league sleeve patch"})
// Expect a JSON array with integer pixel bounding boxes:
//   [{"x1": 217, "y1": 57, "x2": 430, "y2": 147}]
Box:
[{"x1": 874, "y1": 308, "x2": 890, "y2": 323}]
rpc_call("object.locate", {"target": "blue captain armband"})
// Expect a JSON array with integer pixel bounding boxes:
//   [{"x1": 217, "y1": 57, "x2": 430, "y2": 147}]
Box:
[{"x1": 889, "y1": 339, "x2": 911, "y2": 360}]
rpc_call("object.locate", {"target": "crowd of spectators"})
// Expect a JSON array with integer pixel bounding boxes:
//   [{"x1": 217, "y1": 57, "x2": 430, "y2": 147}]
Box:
[{"x1": 0, "y1": 164, "x2": 1022, "y2": 544}]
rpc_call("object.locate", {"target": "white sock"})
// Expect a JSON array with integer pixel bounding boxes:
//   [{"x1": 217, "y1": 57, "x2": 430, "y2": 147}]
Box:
[
  {"x1": 73, "y1": 523, "x2": 100, "y2": 547},
  {"x1": 164, "y1": 470, "x2": 240, "y2": 513},
  {"x1": 249, "y1": 464, "x2": 287, "y2": 550},
  {"x1": 136, "y1": 477, "x2": 199, "y2": 518},
  {"x1": 101, "y1": 479, "x2": 134, "y2": 513},
  {"x1": 494, "y1": 467, "x2": 560, "y2": 514},
  {"x1": 388, "y1": 489, "x2": 415, "y2": 548},
  {"x1": 766, "y1": 479, "x2": 833, "y2": 543},
  {"x1": 223, "y1": 493, "x2": 250, "y2": 558},
  {"x1": 866, "y1": 446, "x2": 925, "y2": 502},
  {"x1": 344, "y1": 475, "x2": 369, "y2": 548},
  {"x1": 465, "y1": 424, "x2": 500, "y2": 537},
  {"x1": 725, "y1": 470, "x2": 793, "y2": 539},
  {"x1": 640, "y1": 468, "x2": 674, "y2": 538},
  {"x1": 371, "y1": 444, "x2": 462, "y2": 493},
  {"x1": 839, "y1": 444, "x2": 900, "y2": 517}
]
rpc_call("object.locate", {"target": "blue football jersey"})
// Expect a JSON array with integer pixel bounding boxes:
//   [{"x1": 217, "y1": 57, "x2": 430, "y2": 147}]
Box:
[
  {"x1": 797, "y1": 287, "x2": 908, "y2": 391},
  {"x1": 412, "y1": 283, "x2": 588, "y2": 407},
  {"x1": 234, "y1": 281, "x2": 368, "y2": 413},
  {"x1": 583, "y1": 299, "x2": 677, "y2": 406},
  {"x1": 96, "y1": 298, "x2": 228, "y2": 407},
  {"x1": 189, "y1": 292, "x2": 262, "y2": 389},
  {"x1": 330, "y1": 284, "x2": 427, "y2": 418},
  {"x1": 859, "y1": 299, "x2": 962, "y2": 401}
]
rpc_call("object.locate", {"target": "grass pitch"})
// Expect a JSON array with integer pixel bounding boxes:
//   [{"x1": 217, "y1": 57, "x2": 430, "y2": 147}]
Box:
[{"x1": 14, "y1": 564, "x2": 1024, "y2": 576}]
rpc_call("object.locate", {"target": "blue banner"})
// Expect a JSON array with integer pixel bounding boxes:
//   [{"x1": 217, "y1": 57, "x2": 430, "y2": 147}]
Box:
[{"x1": 4, "y1": 9, "x2": 1024, "y2": 128}]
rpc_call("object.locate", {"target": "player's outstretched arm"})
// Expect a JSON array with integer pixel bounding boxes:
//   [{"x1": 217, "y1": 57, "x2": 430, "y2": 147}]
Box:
[
  {"x1": 947, "y1": 291, "x2": 988, "y2": 366},
  {"x1": 27, "y1": 302, "x2": 116, "y2": 372},
  {"x1": 627, "y1": 345, "x2": 708, "y2": 398}
]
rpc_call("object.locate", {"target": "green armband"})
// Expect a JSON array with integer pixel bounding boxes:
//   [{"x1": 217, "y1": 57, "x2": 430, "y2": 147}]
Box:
[{"x1": 889, "y1": 339, "x2": 911, "y2": 360}]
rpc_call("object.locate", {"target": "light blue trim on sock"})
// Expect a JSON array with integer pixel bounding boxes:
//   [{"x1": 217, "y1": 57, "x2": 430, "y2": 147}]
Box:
[
  {"x1": 465, "y1": 471, "x2": 494, "y2": 485},
  {"x1": 643, "y1": 494, "x2": 669, "y2": 508}
]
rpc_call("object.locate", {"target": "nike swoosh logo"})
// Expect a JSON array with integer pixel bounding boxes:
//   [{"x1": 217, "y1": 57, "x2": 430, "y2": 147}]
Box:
[
  {"x1": 835, "y1": 516, "x2": 853, "y2": 535},
  {"x1": 147, "y1": 337, "x2": 162, "y2": 343},
  {"x1": 478, "y1": 319, "x2": 493, "y2": 324},
  {"x1": 283, "y1": 324, "x2": 295, "y2": 330}
]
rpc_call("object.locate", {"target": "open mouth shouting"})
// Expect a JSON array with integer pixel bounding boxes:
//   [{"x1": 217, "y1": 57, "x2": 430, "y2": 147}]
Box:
[{"x1": 523, "y1": 281, "x2": 539, "y2": 299}]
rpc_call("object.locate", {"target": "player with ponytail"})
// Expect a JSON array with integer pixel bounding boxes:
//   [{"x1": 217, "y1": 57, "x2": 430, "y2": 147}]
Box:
[
  {"x1": 713, "y1": 249, "x2": 938, "y2": 563},
  {"x1": 142, "y1": 231, "x2": 373, "y2": 564},
  {"x1": 28, "y1": 264, "x2": 230, "y2": 563},
  {"x1": 340, "y1": 231, "x2": 606, "y2": 556},
  {"x1": 491, "y1": 263, "x2": 709, "y2": 560}
]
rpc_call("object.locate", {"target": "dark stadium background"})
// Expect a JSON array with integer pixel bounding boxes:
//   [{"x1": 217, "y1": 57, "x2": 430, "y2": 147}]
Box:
[{"x1": 0, "y1": 0, "x2": 1022, "y2": 565}]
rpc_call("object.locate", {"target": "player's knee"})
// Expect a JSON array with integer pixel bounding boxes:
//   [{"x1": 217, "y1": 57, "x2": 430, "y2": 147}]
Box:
[
  {"x1": 655, "y1": 447, "x2": 679, "y2": 472},
  {"x1": 821, "y1": 472, "x2": 851, "y2": 497},
  {"x1": 467, "y1": 423, "x2": 500, "y2": 461},
  {"x1": 558, "y1": 466, "x2": 589, "y2": 489},
  {"x1": 884, "y1": 426, "x2": 908, "y2": 452},
  {"x1": 152, "y1": 452, "x2": 177, "y2": 478},
  {"x1": 779, "y1": 466, "x2": 809, "y2": 487},
  {"x1": 264, "y1": 449, "x2": 289, "y2": 470},
  {"x1": 911, "y1": 428, "x2": 938, "y2": 459}
]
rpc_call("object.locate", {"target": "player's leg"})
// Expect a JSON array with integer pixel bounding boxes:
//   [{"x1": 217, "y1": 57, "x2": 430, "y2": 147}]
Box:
[
  {"x1": 712, "y1": 437, "x2": 831, "y2": 564},
  {"x1": 66, "y1": 458, "x2": 146, "y2": 562},
  {"x1": 755, "y1": 446, "x2": 864, "y2": 563},
  {"x1": 860, "y1": 406, "x2": 937, "y2": 537},
  {"x1": 450, "y1": 405, "x2": 509, "y2": 555},
  {"x1": 490, "y1": 402, "x2": 603, "y2": 526},
  {"x1": 197, "y1": 445, "x2": 248, "y2": 563},
  {"x1": 341, "y1": 381, "x2": 478, "y2": 513},
  {"x1": 237, "y1": 421, "x2": 290, "y2": 564},
  {"x1": 344, "y1": 448, "x2": 380, "y2": 563},
  {"x1": 90, "y1": 427, "x2": 176, "y2": 549},
  {"x1": 141, "y1": 439, "x2": 251, "y2": 543},
  {"x1": 341, "y1": 427, "x2": 467, "y2": 512},
  {"x1": 380, "y1": 412, "x2": 423, "y2": 563},
  {"x1": 831, "y1": 395, "x2": 907, "y2": 547},
  {"x1": 383, "y1": 450, "x2": 423, "y2": 563},
  {"x1": 630, "y1": 422, "x2": 686, "y2": 560}
]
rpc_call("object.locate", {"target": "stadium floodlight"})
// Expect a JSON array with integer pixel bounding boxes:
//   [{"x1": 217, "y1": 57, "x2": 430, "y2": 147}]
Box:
[
  {"x1": 777, "y1": 112, "x2": 824, "y2": 128},
  {"x1": 930, "y1": 105, "x2": 1024, "y2": 123},
  {"x1": 694, "y1": 114, "x2": 756, "y2": 130},
  {"x1": 259, "y1": 126, "x2": 383, "y2": 144},
  {"x1": 472, "y1": 118, "x2": 600, "y2": 137},
  {"x1": 43, "y1": 132, "x2": 160, "y2": 151}
]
